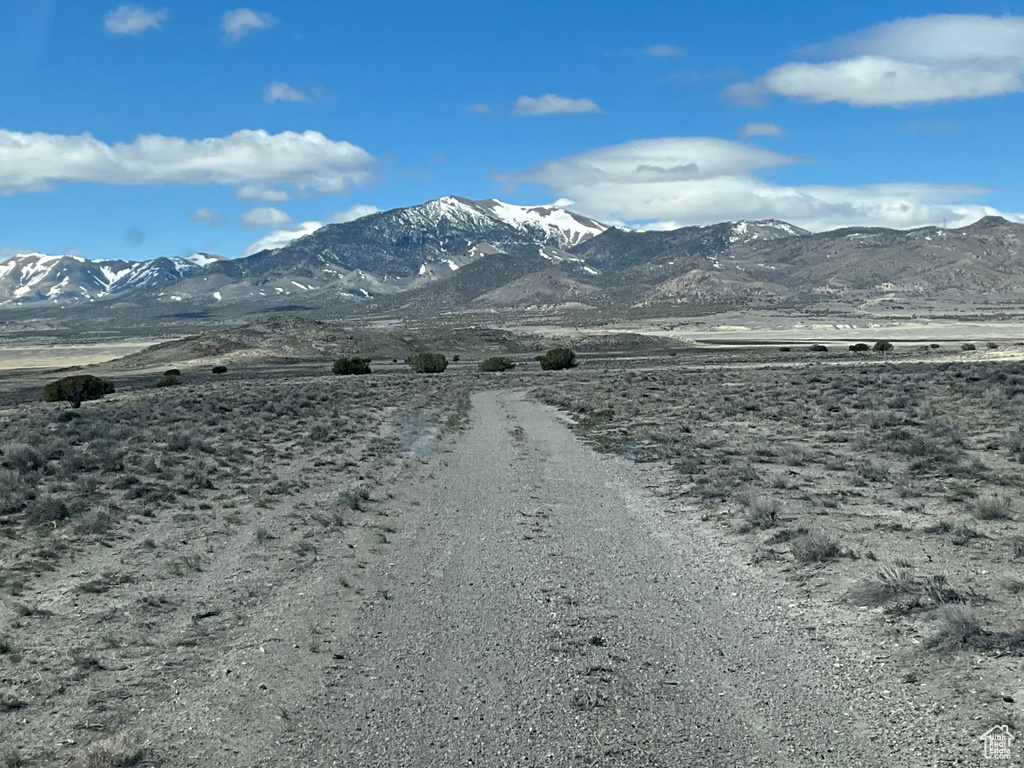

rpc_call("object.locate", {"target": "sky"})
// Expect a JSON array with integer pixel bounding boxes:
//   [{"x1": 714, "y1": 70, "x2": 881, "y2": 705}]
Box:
[{"x1": 1, "y1": 0, "x2": 1023, "y2": 262}]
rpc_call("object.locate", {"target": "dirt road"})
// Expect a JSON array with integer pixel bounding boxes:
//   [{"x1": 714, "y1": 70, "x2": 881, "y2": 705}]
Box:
[{"x1": 286, "y1": 390, "x2": 939, "y2": 767}]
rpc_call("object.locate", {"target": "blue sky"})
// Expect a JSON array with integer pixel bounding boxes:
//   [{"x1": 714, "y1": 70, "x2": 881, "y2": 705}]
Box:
[{"x1": 1, "y1": 0, "x2": 1023, "y2": 262}]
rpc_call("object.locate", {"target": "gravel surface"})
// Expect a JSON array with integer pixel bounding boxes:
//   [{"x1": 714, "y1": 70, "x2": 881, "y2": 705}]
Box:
[{"x1": 294, "y1": 391, "x2": 933, "y2": 767}]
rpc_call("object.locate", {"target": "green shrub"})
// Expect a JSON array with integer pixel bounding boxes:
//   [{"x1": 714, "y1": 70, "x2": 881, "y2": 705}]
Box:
[
  {"x1": 874, "y1": 340, "x2": 894, "y2": 353},
  {"x1": 537, "y1": 347, "x2": 577, "y2": 370},
  {"x1": 164, "y1": 369, "x2": 181, "y2": 377},
  {"x1": 211, "y1": 365, "x2": 228, "y2": 374},
  {"x1": 406, "y1": 352, "x2": 448, "y2": 373},
  {"x1": 849, "y1": 343, "x2": 869, "y2": 353},
  {"x1": 479, "y1": 356, "x2": 516, "y2": 373},
  {"x1": 43, "y1": 375, "x2": 115, "y2": 408},
  {"x1": 332, "y1": 357, "x2": 372, "y2": 375},
  {"x1": 962, "y1": 343, "x2": 976, "y2": 351},
  {"x1": 809, "y1": 344, "x2": 828, "y2": 352}
]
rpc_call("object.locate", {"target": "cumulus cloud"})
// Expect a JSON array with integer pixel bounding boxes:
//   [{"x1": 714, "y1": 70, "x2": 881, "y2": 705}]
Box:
[
  {"x1": 188, "y1": 208, "x2": 229, "y2": 226},
  {"x1": 467, "y1": 103, "x2": 493, "y2": 114},
  {"x1": 727, "y1": 14, "x2": 1024, "y2": 106},
  {"x1": 240, "y1": 207, "x2": 292, "y2": 229},
  {"x1": 500, "y1": 136, "x2": 1023, "y2": 232},
  {"x1": 263, "y1": 81, "x2": 308, "y2": 103},
  {"x1": 646, "y1": 44, "x2": 684, "y2": 57},
  {"x1": 328, "y1": 205, "x2": 380, "y2": 223},
  {"x1": 104, "y1": 5, "x2": 166, "y2": 35},
  {"x1": 737, "y1": 122, "x2": 785, "y2": 138},
  {"x1": 235, "y1": 184, "x2": 289, "y2": 202},
  {"x1": 242, "y1": 221, "x2": 320, "y2": 257},
  {"x1": 0, "y1": 129, "x2": 374, "y2": 196},
  {"x1": 513, "y1": 94, "x2": 602, "y2": 116},
  {"x1": 222, "y1": 8, "x2": 276, "y2": 42}
]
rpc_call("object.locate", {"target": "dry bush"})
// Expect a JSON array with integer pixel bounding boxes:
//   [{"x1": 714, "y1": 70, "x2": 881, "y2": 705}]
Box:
[
  {"x1": 851, "y1": 563, "x2": 917, "y2": 606},
  {"x1": 738, "y1": 493, "x2": 780, "y2": 531},
  {"x1": 926, "y1": 604, "x2": 987, "y2": 652},
  {"x1": 83, "y1": 732, "x2": 146, "y2": 768},
  {"x1": 971, "y1": 495, "x2": 1014, "y2": 520},
  {"x1": 791, "y1": 532, "x2": 843, "y2": 563}
]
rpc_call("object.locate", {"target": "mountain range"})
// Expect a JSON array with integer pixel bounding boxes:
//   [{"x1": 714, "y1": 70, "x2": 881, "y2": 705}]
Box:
[{"x1": 2, "y1": 196, "x2": 1023, "y2": 311}]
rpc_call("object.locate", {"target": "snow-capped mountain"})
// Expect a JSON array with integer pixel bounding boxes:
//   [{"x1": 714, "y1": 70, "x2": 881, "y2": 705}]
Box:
[
  {"x1": 163, "y1": 196, "x2": 612, "y2": 302},
  {"x1": 458, "y1": 197, "x2": 608, "y2": 248},
  {"x1": 0, "y1": 252, "x2": 226, "y2": 304},
  {"x1": 727, "y1": 219, "x2": 810, "y2": 244}
]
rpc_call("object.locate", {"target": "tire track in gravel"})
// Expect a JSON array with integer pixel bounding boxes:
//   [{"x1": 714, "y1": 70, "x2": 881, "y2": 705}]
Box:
[{"x1": 309, "y1": 390, "x2": 899, "y2": 767}]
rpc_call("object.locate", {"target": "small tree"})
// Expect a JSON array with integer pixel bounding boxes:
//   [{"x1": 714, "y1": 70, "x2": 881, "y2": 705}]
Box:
[
  {"x1": 479, "y1": 356, "x2": 516, "y2": 372},
  {"x1": 874, "y1": 340, "x2": 893, "y2": 353},
  {"x1": 406, "y1": 352, "x2": 448, "y2": 373},
  {"x1": 537, "y1": 347, "x2": 577, "y2": 370},
  {"x1": 333, "y1": 357, "x2": 372, "y2": 375},
  {"x1": 43, "y1": 375, "x2": 115, "y2": 408}
]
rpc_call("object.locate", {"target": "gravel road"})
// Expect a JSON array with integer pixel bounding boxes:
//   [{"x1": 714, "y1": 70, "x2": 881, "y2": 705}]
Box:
[{"x1": 286, "y1": 389, "x2": 933, "y2": 767}]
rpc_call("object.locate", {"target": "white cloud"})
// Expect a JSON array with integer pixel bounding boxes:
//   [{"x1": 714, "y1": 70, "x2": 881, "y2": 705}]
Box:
[
  {"x1": 0, "y1": 129, "x2": 374, "y2": 196},
  {"x1": 327, "y1": 205, "x2": 380, "y2": 223},
  {"x1": 264, "y1": 81, "x2": 308, "y2": 104},
  {"x1": 646, "y1": 44, "x2": 684, "y2": 57},
  {"x1": 236, "y1": 184, "x2": 289, "y2": 202},
  {"x1": 467, "y1": 103, "x2": 492, "y2": 114},
  {"x1": 104, "y1": 5, "x2": 166, "y2": 35},
  {"x1": 737, "y1": 122, "x2": 785, "y2": 138},
  {"x1": 188, "y1": 208, "x2": 229, "y2": 226},
  {"x1": 513, "y1": 94, "x2": 602, "y2": 116},
  {"x1": 240, "y1": 207, "x2": 291, "y2": 229},
  {"x1": 501, "y1": 136, "x2": 1024, "y2": 232},
  {"x1": 222, "y1": 8, "x2": 276, "y2": 42},
  {"x1": 728, "y1": 15, "x2": 1024, "y2": 106},
  {"x1": 243, "y1": 221, "x2": 320, "y2": 257},
  {"x1": 240, "y1": 204, "x2": 379, "y2": 257}
]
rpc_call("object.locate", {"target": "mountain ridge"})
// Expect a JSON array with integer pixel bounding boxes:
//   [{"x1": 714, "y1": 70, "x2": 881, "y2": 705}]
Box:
[{"x1": 0, "y1": 199, "x2": 1021, "y2": 311}]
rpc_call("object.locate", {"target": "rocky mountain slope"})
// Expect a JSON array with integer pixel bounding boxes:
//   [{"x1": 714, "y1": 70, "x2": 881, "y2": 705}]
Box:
[
  {"x1": 0, "y1": 253, "x2": 223, "y2": 304},
  {"x1": 2, "y1": 195, "x2": 1023, "y2": 311}
]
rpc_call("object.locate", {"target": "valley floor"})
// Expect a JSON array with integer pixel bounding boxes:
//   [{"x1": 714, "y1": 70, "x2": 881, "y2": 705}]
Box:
[{"x1": 1, "y1": 344, "x2": 1022, "y2": 766}]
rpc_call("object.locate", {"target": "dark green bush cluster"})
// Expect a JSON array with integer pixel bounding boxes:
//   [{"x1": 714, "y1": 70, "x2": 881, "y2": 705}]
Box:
[
  {"x1": 537, "y1": 347, "x2": 577, "y2": 371},
  {"x1": 407, "y1": 352, "x2": 448, "y2": 373},
  {"x1": 874, "y1": 340, "x2": 893, "y2": 353},
  {"x1": 43, "y1": 375, "x2": 115, "y2": 408},
  {"x1": 212, "y1": 365, "x2": 228, "y2": 374},
  {"x1": 333, "y1": 357, "x2": 372, "y2": 376},
  {"x1": 809, "y1": 344, "x2": 828, "y2": 353},
  {"x1": 849, "y1": 343, "x2": 870, "y2": 353},
  {"x1": 479, "y1": 356, "x2": 516, "y2": 373}
]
